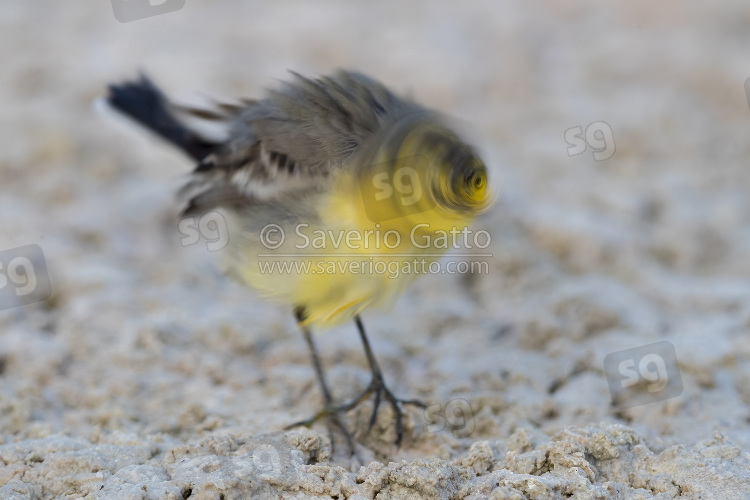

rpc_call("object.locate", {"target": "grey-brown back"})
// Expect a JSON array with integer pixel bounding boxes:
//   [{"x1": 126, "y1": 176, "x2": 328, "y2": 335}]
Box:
[{"x1": 181, "y1": 70, "x2": 423, "y2": 216}]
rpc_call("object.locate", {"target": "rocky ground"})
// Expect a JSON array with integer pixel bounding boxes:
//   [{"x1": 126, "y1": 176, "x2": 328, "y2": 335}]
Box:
[{"x1": 1, "y1": 1, "x2": 750, "y2": 498}]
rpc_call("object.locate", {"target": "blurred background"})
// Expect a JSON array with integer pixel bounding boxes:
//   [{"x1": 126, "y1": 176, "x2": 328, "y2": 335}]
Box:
[{"x1": 1, "y1": 0, "x2": 750, "y2": 475}]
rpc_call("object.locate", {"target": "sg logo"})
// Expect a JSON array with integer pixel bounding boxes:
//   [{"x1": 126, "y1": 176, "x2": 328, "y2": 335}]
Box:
[
  {"x1": 0, "y1": 244, "x2": 52, "y2": 311},
  {"x1": 618, "y1": 353, "x2": 669, "y2": 393},
  {"x1": 565, "y1": 121, "x2": 616, "y2": 161},
  {"x1": 361, "y1": 156, "x2": 435, "y2": 222},
  {"x1": 372, "y1": 167, "x2": 423, "y2": 207},
  {"x1": 424, "y1": 399, "x2": 475, "y2": 438},
  {"x1": 111, "y1": 0, "x2": 186, "y2": 23},
  {"x1": 604, "y1": 341, "x2": 683, "y2": 409},
  {"x1": 178, "y1": 211, "x2": 229, "y2": 252}
]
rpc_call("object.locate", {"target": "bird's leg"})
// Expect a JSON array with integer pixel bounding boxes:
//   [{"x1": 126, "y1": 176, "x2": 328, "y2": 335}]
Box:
[
  {"x1": 284, "y1": 308, "x2": 358, "y2": 460},
  {"x1": 336, "y1": 315, "x2": 426, "y2": 447}
]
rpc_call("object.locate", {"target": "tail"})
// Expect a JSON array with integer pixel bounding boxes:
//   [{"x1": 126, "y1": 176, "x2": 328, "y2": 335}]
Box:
[{"x1": 106, "y1": 74, "x2": 219, "y2": 161}]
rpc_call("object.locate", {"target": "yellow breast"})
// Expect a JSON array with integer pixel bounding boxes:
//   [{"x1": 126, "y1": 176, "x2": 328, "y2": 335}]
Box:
[{"x1": 229, "y1": 152, "x2": 480, "y2": 327}]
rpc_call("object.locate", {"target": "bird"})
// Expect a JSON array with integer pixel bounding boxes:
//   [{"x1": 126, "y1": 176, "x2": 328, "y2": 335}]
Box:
[{"x1": 105, "y1": 70, "x2": 491, "y2": 455}]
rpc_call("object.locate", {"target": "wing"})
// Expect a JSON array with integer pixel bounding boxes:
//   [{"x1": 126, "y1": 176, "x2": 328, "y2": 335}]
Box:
[
  {"x1": 178, "y1": 136, "x2": 319, "y2": 217},
  {"x1": 179, "y1": 70, "x2": 419, "y2": 217},
  {"x1": 108, "y1": 71, "x2": 419, "y2": 217}
]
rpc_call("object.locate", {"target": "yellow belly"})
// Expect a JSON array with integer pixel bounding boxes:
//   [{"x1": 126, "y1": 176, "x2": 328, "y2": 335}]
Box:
[{"x1": 224, "y1": 169, "x2": 477, "y2": 327}]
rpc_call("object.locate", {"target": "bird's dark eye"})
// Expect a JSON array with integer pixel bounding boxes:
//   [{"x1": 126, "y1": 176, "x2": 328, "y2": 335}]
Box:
[
  {"x1": 440, "y1": 143, "x2": 489, "y2": 210},
  {"x1": 467, "y1": 170, "x2": 485, "y2": 190},
  {"x1": 464, "y1": 168, "x2": 486, "y2": 195}
]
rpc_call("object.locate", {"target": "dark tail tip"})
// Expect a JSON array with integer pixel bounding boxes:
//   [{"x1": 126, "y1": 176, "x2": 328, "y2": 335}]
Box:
[{"x1": 107, "y1": 73, "x2": 218, "y2": 161}]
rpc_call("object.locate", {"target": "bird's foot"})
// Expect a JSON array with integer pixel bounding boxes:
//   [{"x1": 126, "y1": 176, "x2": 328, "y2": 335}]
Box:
[{"x1": 338, "y1": 375, "x2": 426, "y2": 447}]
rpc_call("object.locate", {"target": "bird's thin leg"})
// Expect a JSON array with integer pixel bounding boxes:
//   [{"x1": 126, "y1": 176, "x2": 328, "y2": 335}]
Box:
[
  {"x1": 284, "y1": 308, "x2": 358, "y2": 460},
  {"x1": 300, "y1": 321, "x2": 334, "y2": 406},
  {"x1": 336, "y1": 315, "x2": 426, "y2": 447}
]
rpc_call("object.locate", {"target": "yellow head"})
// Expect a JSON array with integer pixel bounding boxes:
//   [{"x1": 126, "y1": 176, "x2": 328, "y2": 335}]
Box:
[{"x1": 353, "y1": 115, "x2": 492, "y2": 235}]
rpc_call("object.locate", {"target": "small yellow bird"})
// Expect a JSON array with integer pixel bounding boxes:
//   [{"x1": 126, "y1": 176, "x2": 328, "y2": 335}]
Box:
[{"x1": 107, "y1": 70, "x2": 491, "y2": 452}]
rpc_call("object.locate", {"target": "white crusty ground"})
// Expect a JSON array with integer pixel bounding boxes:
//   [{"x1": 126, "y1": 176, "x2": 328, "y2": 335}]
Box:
[{"x1": 1, "y1": 1, "x2": 750, "y2": 499}]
